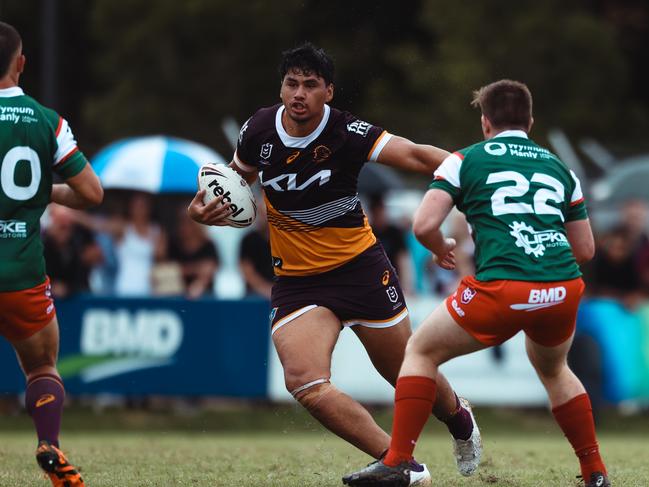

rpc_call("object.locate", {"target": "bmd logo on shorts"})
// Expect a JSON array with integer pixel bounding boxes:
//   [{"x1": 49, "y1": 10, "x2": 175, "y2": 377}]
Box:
[{"x1": 510, "y1": 286, "x2": 567, "y2": 312}]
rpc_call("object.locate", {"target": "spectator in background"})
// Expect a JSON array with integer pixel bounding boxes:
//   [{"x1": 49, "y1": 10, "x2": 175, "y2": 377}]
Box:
[
  {"x1": 239, "y1": 198, "x2": 274, "y2": 298},
  {"x1": 166, "y1": 206, "x2": 219, "y2": 299},
  {"x1": 78, "y1": 192, "x2": 165, "y2": 296},
  {"x1": 621, "y1": 199, "x2": 649, "y2": 297},
  {"x1": 584, "y1": 199, "x2": 649, "y2": 306},
  {"x1": 366, "y1": 193, "x2": 413, "y2": 295},
  {"x1": 42, "y1": 205, "x2": 103, "y2": 298},
  {"x1": 113, "y1": 192, "x2": 165, "y2": 296}
]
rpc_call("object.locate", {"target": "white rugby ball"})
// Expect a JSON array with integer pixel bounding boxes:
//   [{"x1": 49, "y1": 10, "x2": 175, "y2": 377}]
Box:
[{"x1": 198, "y1": 164, "x2": 257, "y2": 228}]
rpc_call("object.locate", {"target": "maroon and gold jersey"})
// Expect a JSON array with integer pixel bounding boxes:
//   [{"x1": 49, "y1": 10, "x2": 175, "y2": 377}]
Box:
[{"x1": 234, "y1": 104, "x2": 392, "y2": 276}]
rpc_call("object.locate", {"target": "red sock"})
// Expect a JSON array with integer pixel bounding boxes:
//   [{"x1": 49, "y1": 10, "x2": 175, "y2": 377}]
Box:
[
  {"x1": 383, "y1": 376, "x2": 436, "y2": 467},
  {"x1": 552, "y1": 393, "x2": 606, "y2": 479}
]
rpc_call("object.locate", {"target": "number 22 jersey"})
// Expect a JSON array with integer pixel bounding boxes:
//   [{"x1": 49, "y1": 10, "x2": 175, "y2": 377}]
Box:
[
  {"x1": 234, "y1": 103, "x2": 393, "y2": 277},
  {"x1": 431, "y1": 130, "x2": 587, "y2": 282}
]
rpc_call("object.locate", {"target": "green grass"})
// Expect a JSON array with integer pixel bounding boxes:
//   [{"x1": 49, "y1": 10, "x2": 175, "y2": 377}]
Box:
[{"x1": 0, "y1": 404, "x2": 647, "y2": 486}]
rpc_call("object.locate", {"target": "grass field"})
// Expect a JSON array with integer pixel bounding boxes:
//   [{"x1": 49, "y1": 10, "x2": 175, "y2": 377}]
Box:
[{"x1": 0, "y1": 403, "x2": 647, "y2": 486}]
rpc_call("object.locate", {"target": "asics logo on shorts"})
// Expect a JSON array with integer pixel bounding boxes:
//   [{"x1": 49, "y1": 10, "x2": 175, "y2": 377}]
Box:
[
  {"x1": 510, "y1": 286, "x2": 566, "y2": 311},
  {"x1": 381, "y1": 270, "x2": 390, "y2": 286}
]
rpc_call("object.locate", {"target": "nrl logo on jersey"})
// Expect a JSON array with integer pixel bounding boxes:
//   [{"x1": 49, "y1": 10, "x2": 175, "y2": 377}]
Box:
[
  {"x1": 258, "y1": 143, "x2": 273, "y2": 165},
  {"x1": 509, "y1": 221, "x2": 568, "y2": 258},
  {"x1": 0, "y1": 219, "x2": 27, "y2": 238}
]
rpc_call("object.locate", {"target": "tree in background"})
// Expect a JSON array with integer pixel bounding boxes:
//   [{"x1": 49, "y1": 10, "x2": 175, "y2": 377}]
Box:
[{"x1": 2, "y1": 0, "x2": 647, "y2": 161}]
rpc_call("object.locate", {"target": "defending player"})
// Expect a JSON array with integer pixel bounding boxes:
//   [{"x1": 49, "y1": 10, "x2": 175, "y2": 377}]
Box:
[
  {"x1": 189, "y1": 43, "x2": 482, "y2": 484},
  {"x1": 343, "y1": 79, "x2": 610, "y2": 487},
  {"x1": 0, "y1": 22, "x2": 103, "y2": 487}
]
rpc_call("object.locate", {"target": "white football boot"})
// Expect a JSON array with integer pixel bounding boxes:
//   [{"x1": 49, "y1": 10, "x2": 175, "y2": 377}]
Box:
[
  {"x1": 408, "y1": 460, "x2": 432, "y2": 486},
  {"x1": 452, "y1": 398, "x2": 482, "y2": 476}
]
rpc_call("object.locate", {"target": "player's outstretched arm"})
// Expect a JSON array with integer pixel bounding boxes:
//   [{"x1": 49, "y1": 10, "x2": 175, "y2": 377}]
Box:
[
  {"x1": 413, "y1": 188, "x2": 457, "y2": 270},
  {"x1": 376, "y1": 135, "x2": 450, "y2": 175},
  {"x1": 51, "y1": 163, "x2": 103, "y2": 209},
  {"x1": 565, "y1": 218, "x2": 595, "y2": 264}
]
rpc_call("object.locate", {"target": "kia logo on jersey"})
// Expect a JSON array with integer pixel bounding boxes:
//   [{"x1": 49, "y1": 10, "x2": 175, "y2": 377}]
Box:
[{"x1": 260, "y1": 170, "x2": 332, "y2": 192}]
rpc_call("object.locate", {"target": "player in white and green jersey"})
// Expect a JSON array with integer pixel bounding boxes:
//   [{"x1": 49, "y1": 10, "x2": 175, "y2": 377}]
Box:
[
  {"x1": 344, "y1": 80, "x2": 610, "y2": 487},
  {"x1": 0, "y1": 21, "x2": 103, "y2": 487},
  {"x1": 432, "y1": 128, "x2": 587, "y2": 282}
]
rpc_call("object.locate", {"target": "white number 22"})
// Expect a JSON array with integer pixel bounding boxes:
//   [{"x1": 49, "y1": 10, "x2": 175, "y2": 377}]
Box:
[{"x1": 486, "y1": 171, "x2": 565, "y2": 221}]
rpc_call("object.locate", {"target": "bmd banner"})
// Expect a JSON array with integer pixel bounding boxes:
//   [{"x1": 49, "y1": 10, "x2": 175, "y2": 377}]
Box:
[{"x1": 0, "y1": 297, "x2": 271, "y2": 397}]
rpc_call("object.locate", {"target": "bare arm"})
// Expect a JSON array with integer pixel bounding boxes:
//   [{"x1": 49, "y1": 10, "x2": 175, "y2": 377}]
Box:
[
  {"x1": 51, "y1": 163, "x2": 104, "y2": 209},
  {"x1": 412, "y1": 189, "x2": 457, "y2": 270},
  {"x1": 565, "y1": 218, "x2": 595, "y2": 264},
  {"x1": 188, "y1": 160, "x2": 258, "y2": 226},
  {"x1": 376, "y1": 135, "x2": 450, "y2": 175}
]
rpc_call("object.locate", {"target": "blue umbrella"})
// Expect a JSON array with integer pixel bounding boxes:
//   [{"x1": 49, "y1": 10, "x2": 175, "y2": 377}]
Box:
[{"x1": 92, "y1": 136, "x2": 227, "y2": 193}]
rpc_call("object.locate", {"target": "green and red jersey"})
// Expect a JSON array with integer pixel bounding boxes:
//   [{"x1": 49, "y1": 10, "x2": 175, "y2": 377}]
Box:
[
  {"x1": 430, "y1": 130, "x2": 587, "y2": 282},
  {"x1": 0, "y1": 87, "x2": 88, "y2": 291}
]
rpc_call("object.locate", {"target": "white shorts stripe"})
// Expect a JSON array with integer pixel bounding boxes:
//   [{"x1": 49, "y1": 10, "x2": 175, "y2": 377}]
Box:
[
  {"x1": 342, "y1": 307, "x2": 409, "y2": 329},
  {"x1": 271, "y1": 304, "x2": 318, "y2": 335}
]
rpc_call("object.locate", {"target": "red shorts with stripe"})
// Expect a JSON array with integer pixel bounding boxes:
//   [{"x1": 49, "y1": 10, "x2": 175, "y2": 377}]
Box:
[
  {"x1": 446, "y1": 275, "x2": 585, "y2": 347},
  {"x1": 0, "y1": 277, "x2": 56, "y2": 342}
]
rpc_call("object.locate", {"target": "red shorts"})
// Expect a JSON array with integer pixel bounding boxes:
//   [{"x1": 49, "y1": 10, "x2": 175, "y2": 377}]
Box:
[
  {"x1": 446, "y1": 275, "x2": 585, "y2": 347},
  {"x1": 0, "y1": 277, "x2": 56, "y2": 342}
]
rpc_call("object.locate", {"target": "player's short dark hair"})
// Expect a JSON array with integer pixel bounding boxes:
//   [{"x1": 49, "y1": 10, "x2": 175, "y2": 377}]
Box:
[
  {"x1": 0, "y1": 22, "x2": 22, "y2": 78},
  {"x1": 471, "y1": 79, "x2": 532, "y2": 131},
  {"x1": 279, "y1": 42, "x2": 334, "y2": 85}
]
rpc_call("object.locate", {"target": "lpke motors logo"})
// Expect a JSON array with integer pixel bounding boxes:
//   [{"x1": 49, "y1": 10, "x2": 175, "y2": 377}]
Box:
[
  {"x1": 0, "y1": 219, "x2": 27, "y2": 238},
  {"x1": 58, "y1": 309, "x2": 183, "y2": 383}
]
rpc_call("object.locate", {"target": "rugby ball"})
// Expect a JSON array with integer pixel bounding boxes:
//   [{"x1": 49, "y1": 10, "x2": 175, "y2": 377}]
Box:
[{"x1": 198, "y1": 164, "x2": 257, "y2": 228}]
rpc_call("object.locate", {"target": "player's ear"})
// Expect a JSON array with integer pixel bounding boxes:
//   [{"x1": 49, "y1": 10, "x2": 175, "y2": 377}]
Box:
[
  {"x1": 325, "y1": 83, "x2": 334, "y2": 103},
  {"x1": 16, "y1": 53, "x2": 25, "y2": 74},
  {"x1": 480, "y1": 114, "x2": 490, "y2": 138},
  {"x1": 528, "y1": 116, "x2": 534, "y2": 133}
]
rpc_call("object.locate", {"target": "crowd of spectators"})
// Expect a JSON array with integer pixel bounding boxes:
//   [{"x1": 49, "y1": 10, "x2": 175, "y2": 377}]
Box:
[{"x1": 40, "y1": 190, "x2": 649, "y2": 305}]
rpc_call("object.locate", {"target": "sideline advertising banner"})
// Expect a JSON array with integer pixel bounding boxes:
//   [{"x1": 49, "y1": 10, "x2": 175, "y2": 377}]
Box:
[{"x1": 0, "y1": 297, "x2": 271, "y2": 397}]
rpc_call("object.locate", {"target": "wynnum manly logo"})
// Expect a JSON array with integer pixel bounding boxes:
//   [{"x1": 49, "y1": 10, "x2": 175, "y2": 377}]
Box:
[
  {"x1": 202, "y1": 167, "x2": 245, "y2": 218},
  {"x1": 509, "y1": 221, "x2": 568, "y2": 258}
]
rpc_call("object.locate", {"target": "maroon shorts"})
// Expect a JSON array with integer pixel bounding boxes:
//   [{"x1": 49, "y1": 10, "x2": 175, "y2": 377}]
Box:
[{"x1": 269, "y1": 243, "x2": 408, "y2": 334}]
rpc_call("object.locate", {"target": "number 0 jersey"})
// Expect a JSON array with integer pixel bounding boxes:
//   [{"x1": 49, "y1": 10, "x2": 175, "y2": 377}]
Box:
[
  {"x1": 431, "y1": 130, "x2": 587, "y2": 282},
  {"x1": 234, "y1": 103, "x2": 392, "y2": 276},
  {"x1": 0, "y1": 87, "x2": 88, "y2": 291}
]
